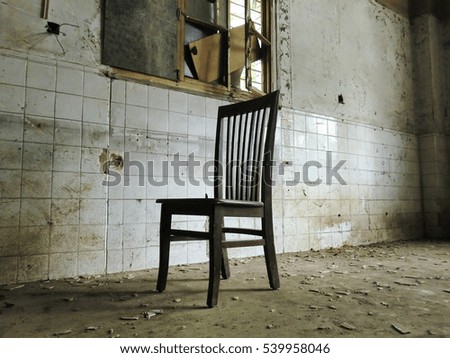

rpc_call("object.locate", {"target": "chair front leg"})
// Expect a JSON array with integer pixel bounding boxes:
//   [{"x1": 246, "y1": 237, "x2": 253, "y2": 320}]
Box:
[
  {"x1": 207, "y1": 207, "x2": 224, "y2": 308},
  {"x1": 157, "y1": 204, "x2": 172, "y2": 292}
]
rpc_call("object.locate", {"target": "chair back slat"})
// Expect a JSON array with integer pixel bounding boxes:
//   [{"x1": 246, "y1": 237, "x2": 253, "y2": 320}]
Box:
[{"x1": 214, "y1": 91, "x2": 279, "y2": 203}]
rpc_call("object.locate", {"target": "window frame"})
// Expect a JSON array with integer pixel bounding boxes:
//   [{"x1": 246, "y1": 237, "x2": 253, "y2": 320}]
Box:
[{"x1": 105, "y1": 0, "x2": 274, "y2": 100}]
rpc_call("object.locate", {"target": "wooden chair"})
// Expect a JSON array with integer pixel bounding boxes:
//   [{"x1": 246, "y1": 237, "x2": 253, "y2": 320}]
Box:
[{"x1": 156, "y1": 90, "x2": 280, "y2": 307}]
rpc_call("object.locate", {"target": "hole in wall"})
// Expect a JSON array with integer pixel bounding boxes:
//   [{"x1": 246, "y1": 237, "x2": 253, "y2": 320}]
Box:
[{"x1": 338, "y1": 94, "x2": 345, "y2": 104}]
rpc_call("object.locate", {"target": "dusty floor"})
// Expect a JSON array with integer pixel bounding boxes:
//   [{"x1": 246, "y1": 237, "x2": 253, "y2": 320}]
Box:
[{"x1": 1, "y1": 240, "x2": 449, "y2": 338}]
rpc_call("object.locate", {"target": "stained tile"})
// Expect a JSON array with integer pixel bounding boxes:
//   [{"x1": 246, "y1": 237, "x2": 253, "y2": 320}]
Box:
[
  {"x1": 0, "y1": 226, "x2": 19, "y2": 256},
  {"x1": 0, "y1": 56, "x2": 26, "y2": 86},
  {"x1": 84, "y1": 72, "x2": 110, "y2": 100},
  {"x1": 51, "y1": 199, "x2": 80, "y2": 226},
  {"x1": 0, "y1": 112, "x2": 23, "y2": 142},
  {"x1": 50, "y1": 225, "x2": 79, "y2": 253},
  {"x1": 27, "y1": 61, "x2": 56, "y2": 90},
  {"x1": 18, "y1": 226, "x2": 50, "y2": 255},
  {"x1": 55, "y1": 93, "x2": 83, "y2": 121},
  {"x1": 25, "y1": 88, "x2": 55, "y2": 117},
  {"x1": 56, "y1": 66, "x2": 84, "y2": 95},
  {"x1": 24, "y1": 116, "x2": 54, "y2": 144},
  {"x1": 0, "y1": 84, "x2": 25, "y2": 113},
  {"x1": 78, "y1": 250, "x2": 105, "y2": 276},
  {"x1": 49, "y1": 252, "x2": 78, "y2": 279},
  {"x1": 22, "y1": 143, "x2": 53, "y2": 171},
  {"x1": 17, "y1": 254, "x2": 49, "y2": 282},
  {"x1": 21, "y1": 170, "x2": 52, "y2": 198}
]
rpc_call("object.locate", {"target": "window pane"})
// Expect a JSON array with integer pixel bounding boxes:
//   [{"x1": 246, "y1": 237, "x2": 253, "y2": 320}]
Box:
[
  {"x1": 103, "y1": 0, "x2": 178, "y2": 80},
  {"x1": 230, "y1": 0, "x2": 245, "y2": 28},
  {"x1": 186, "y1": 0, "x2": 228, "y2": 28}
]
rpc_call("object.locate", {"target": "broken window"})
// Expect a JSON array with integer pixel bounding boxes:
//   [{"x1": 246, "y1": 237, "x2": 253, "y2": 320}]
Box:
[{"x1": 103, "y1": 0, "x2": 273, "y2": 95}]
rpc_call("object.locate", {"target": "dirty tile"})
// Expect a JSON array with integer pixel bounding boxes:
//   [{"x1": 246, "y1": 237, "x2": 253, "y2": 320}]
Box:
[
  {"x1": 21, "y1": 170, "x2": 52, "y2": 198},
  {"x1": 187, "y1": 94, "x2": 205, "y2": 116},
  {"x1": 0, "y1": 112, "x2": 24, "y2": 142},
  {"x1": 147, "y1": 108, "x2": 168, "y2": 132},
  {"x1": 51, "y1": 199, "x2": 80, "y2": 226},
  {"x1": 22, "y1": 143, "x2": 53, "y2": 171},
  {"x1": 79, "y1": 225, "x2": 106, "y2": 251},
  {"x1": 168, "y1": 242, "x2": 188, "y2": 266},
  {"x1": 123, "y1": 199, "x2": 146, "y2": 224},
  {"x1": 56, "y1": 66, "x2": 84, "y2": 95},
  {"x1": 17, "y1": 255, "x2": 49, "y2": 282},
  {"x1": 84, "y1": 72, "x2": 110, "y2": 100},
  {"x1": 109, "y1": 127, "x2": 125, "y2": 154},
  {"x1": 18, "y1": 226, "x2": 50, "y2": 255},
  {"x1": 169, "y1": 90, "x2": 187, "y2": 114},
  {"x1": 126, "y1": 81, "x2": 148, "y2": 107},
  {"x1": 25, "y1": 88, "x2": 55, "y2": 117},
  {"x1": 187, "y1": 241, "x2": 207, "y2": 264},
  {"x1": 146, "y1": 245, "x2": 158, "y2": 268},
  {"x1": 0, "y1": 199, "x2": 20, "y2": 227},
  {"x1": 79, "y1": 199, "x2": 106, "y2": 225},
  {"x1": 205, "y1": 97, "x2": 221, "y2": 119},
  {"x1": 27, "y1": 61, "x2": 56, "y2": 90},
  {"x1": 107, "y1": 177, "x2": 124, "y2": 200},
  {"x1": 169, "y1": 134, "x2": 188, "y2": 156},
  {"x1": 80, "y1": 173, "x2": 107, "y2": 199},
  {"x1": 52, "y1": 172, "x2": 80, "y2": 199},
  {"x1": 126, "y1": 104, "x2": 148, "y2": 129},
  {"x1": 123, "y1": 223, "x2": 146, "y2": 249},
  {"x1": 54, "y1": 119, "x2": 82, "y2": 146},
  {"x1": 83, "y1": 97, "x2": 109, "y2": 125},
  {"x1": 50, "y1": 225, "x2": 79, "y2": 253},
  {"x1": 0, "y1": 55, "x2": 26, "y2": 86},
  {"x1": 78, "y1": 250, "x2": 105, "y2": 276},
  {"x1": 188, "y1": 115, "x2": 205, "y2": 137},
  {"x1": 19, "y1": 199, "x2": 51, "y2": 226},
  {"x1": 107, "y1": 199, "x2": 123, "y2": 226},
  {"x1": 110, "y1": 102, "x2": 125, "y2": 127},
  {"x1": 49, "y1": 252, "x2": 78, "y2": 279},
  {"x1": 81, "y1": 147, "x2": 106, "y2": 174},
  {"x1": 148, "y1": 86, "x2": 168, "y2": 111},
  {"x1": 107, "y1": 224, "x2": 123, "y2": 250},
  {"x1": 123, "y1": 176, "x2": 146, "y2": 199},
  {"x1": 53, "y1": 145, "x2": 81, "y2": 172},
  {"x1": 55, "y1": 93, "x2": 83, "y2": 121},
  {"x1": 82, "y1": 122, "x2": 109, "y2": 148},
  {"x1": 123, "y1": 248, "x2": 146, "y2": 271},
  {"x1": 23, "y1": 116, "x2": 54, "y2": 144},
  {"x1": 0, "y1": 169, "x2": 22, "y2": 198},
  {"x1": 111, "y1": 79, "x2": 126, "y2": 103},
  {"x1": 146, "y1": 222, "x2": 159, "y2": 246},
  {"x1": 0, "y1": 83, "x2": 25, "y2": 113},
  {"x1": 146, "y1": 132, "x2": 168, "y2": 155},
  {"x1": 0, "y1": 257, "x2": 18, "y2": 285},
  {"x1": 0, "y1": 226, "x2": 19, "y2": 256},
  {"x1": 106, "y1": 249, "x2": 123, "y2": 273},
  {"x1": 124, "y1": 128, "x2": 147, "y2": 153}
]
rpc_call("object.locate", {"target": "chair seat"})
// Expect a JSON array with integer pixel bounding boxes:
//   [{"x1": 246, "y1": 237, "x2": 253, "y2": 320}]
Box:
[{"x1": 156, "y1": 197, "x2": 264, "y2": 207}]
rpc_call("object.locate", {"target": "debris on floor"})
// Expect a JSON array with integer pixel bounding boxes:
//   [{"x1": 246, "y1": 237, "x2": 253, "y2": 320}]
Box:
[{"x1": 0, "y1": 240, "x2": 448, "y2": 338}]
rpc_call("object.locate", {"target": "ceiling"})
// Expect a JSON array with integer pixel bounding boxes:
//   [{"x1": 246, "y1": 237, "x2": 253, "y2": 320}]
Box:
[{"x1": 375, "y1": 0, "x2": 450, "y2": 20}]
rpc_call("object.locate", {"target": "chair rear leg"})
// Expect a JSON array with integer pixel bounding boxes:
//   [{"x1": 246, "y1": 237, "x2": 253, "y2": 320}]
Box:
[
  {"x1": 221, "y1": 248, "x2": 231, "y2": 279},
  {"x1": 207, "y1": 209, "x2": 223, "y2": 308},
  {"x1": 262, "y1": 216, "x2": 280, "y2": 289},
  {"x1": 157, "y1": 205, "x2": 172, "y2": 292}
]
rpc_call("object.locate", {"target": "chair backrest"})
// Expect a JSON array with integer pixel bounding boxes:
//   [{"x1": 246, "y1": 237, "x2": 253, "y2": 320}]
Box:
[{"x1": 214, "y1": 90, "x2": 279, "y2": 203}]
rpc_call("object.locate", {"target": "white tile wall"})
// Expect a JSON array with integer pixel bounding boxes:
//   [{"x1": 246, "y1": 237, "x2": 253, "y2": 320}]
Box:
[{"x1": 0, "y1": 51, "x2": 425, "y2": 285}]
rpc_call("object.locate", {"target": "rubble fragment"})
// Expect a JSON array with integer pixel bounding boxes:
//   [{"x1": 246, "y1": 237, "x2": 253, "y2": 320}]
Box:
[{"x1": 391, "y1": 323, "x2": 410, "y2": 335}]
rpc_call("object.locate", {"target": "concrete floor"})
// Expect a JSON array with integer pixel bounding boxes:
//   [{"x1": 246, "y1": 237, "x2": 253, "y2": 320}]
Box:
[{"x1": 0, "y1": 240, "x2": 449, "y2": 338}]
